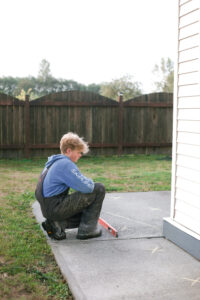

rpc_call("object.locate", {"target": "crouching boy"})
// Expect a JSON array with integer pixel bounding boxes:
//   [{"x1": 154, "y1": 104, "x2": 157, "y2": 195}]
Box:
[{"x1": 35, "y1": 132, "x2": 105, "y2": 240}]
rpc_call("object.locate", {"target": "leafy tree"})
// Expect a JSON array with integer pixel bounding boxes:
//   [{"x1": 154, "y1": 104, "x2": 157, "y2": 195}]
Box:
[
  {"x1": 14, "y1": 77, "x2": 36, "y2": 96},
  {"x1": 100, "y1": 75, "x2": 142, "y2": 101},
  {"x1": 0, "y1": 76, "x2": 101, "y2": 100},
  {"x1": 0, "y1": 59, "x2": 103, "y2": 99},
  {"x1": 0, "y1": 77, "x2": 18, "y2": 95},
  {"x1": 86, "y1": 83, "x2": 101, "y2": 94},
  {"x1": 153, "y1": 57, "x2": 174, "y2": 92},
  {"x1": 38, "y1": 59, "x2": 52, "y2": 81}
]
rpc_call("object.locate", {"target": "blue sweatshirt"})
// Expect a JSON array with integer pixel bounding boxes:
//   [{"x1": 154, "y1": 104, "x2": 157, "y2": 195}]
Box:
[{"x1": 42, "y1": 154, "x2": 94, "y2": 197}]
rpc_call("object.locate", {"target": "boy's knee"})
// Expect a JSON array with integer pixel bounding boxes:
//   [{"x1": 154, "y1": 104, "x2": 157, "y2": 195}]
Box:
[{"x1": 94, "y1": 182, "x2": 106, "y2": 194}]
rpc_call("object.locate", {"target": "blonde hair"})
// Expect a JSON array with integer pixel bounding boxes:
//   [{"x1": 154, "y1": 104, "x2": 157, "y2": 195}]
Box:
[{"x1": 60, "y1": 132, "x2": 89, "y2": 154}]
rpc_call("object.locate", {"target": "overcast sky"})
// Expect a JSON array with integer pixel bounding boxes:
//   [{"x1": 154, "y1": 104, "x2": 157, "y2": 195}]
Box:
[{"x1": 0, "y1": 0, "x2": 177, "y2": 92}]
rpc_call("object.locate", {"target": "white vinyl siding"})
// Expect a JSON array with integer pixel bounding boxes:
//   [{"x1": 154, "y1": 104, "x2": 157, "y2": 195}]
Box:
[
  {"x1": 178, "y1": 120, "x2": 200, "y2": 133},
  {"x1": 180, "y1": 0, "x2": 199, "y2": 17},
  {"x1": 179, "y1": 8, "x2": 200, "y2": 27},
  {"x1": 179, "y1": 21, "x2": 200, "y2": 39},
  {"x1": 174, "y1": 211, "x2": 200, "y2": 234},
  {"x1": 172, "y1": 0, "x2": 200, "y2": 235},
  {"x1": 178, "y1": 96, "x2": 200, "y2": 108},
  {"x1": 177, "y1": 153, "x2": 200, "y2": 169},
  {"x1": 177, "y1": 143, "x2": 200, "y2": 157},
  {"x1": 179, "y1": 47, "x2": 199, "y2": 63},
  {"x1": 178, "y1": 57, "x2": 199, "y2": 72},
  {"x1": 176, "y1": 187, "x2": 200, "y2": 208},
  {"x1": 178, "y1": 109, "x2": 200, "y2": 120}
]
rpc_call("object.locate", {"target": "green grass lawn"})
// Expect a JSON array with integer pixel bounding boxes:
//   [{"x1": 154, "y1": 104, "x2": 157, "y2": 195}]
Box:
[{"x1": 0, "y1": 154, "x2": 171, "y2": 299}]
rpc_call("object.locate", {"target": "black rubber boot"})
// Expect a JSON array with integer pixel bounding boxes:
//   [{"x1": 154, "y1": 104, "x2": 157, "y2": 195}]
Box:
[
  {"x1": 76, "y1": 183, "x2": 105, "y2": 240},
  {"x1": 42, "y1": 219, "x2": 66, "y2": 240},
  {"x1": 76, "y1": 227, "x2": 102, "y2": 240}
]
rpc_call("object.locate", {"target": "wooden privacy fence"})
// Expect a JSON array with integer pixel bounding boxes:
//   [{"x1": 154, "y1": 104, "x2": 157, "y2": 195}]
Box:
[{"x1": 0, "y1": 91, "x2": 173, "y2": 158}]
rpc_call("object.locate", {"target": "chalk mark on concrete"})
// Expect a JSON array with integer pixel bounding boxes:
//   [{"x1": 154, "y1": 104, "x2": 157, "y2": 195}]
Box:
[
  {"x1": 147, "y1": 246, "x2": 163, "y2": 254},
  {"x1": 150, "y1": 207, "x2": 161, "y2": 211},
  {"x1": 183, "y1": 277, "x2": 200, "y2": 286},
  {"x1": 104, "y1": 211, "x2": 157, "y2": 229}
]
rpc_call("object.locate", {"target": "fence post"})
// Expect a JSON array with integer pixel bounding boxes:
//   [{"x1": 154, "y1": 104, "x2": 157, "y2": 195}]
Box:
[
  {"x1": 118, "y1": 93, "x2": 123, "y2": 155},
  {"x1": 25, "y1": 94, "x2": 30, "y2": 158}
]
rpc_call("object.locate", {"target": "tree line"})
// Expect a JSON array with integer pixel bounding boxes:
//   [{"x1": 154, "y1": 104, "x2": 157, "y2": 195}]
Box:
[{"x1": 0, "y1": 58, "x2": 174, "y2": 101}]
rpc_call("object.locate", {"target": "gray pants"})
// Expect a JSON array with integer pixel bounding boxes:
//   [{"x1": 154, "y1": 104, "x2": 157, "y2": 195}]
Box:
[{"x1": 43, "y1": 183, "x2": 105, "y2": 230}]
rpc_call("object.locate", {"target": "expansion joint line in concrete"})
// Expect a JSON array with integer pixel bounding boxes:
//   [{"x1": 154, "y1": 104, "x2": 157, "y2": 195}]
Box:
[
  {"x1": 117, "y1": 235, "x2": 164, "y2": 241},
  {"x1": 86, "y1": 235, "x2": 164, "y2": 242}
]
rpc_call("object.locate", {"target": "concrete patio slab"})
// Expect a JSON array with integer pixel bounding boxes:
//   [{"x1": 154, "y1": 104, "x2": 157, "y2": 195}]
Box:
[{"x1": 32, "y1": 191, "x2": 200, "y2": 300}]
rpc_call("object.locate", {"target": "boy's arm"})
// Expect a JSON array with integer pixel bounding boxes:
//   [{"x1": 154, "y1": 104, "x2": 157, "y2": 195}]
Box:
[{"x1": 63, "y1": 164, "x2": 94, "y2": 193}]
